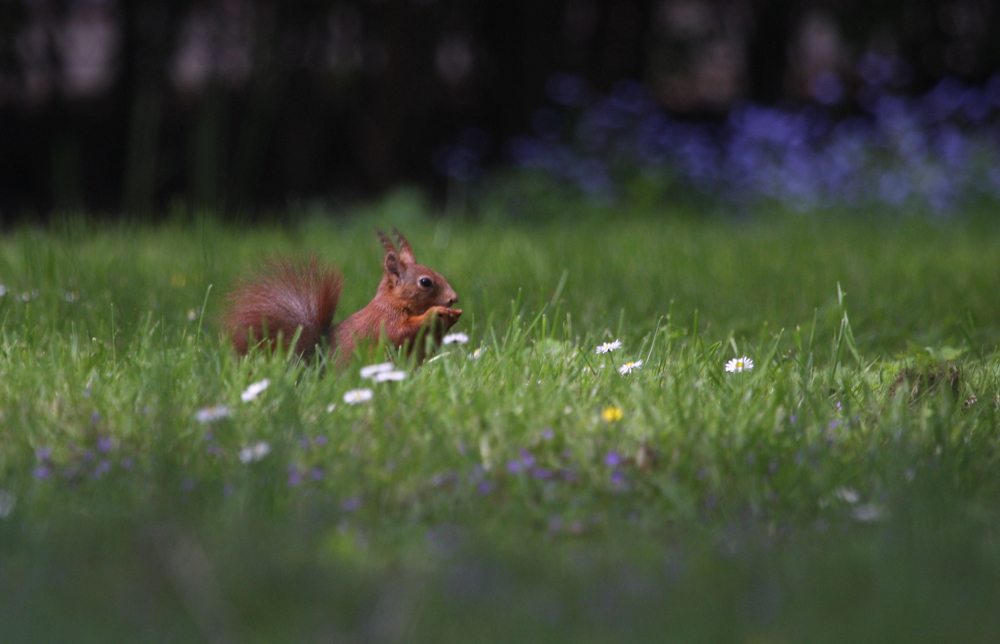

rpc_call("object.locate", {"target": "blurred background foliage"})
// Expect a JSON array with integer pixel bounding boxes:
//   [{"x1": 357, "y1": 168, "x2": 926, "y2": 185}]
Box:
[{"x1": 1, "y1": 0, "x2": 999, "y2": 220}]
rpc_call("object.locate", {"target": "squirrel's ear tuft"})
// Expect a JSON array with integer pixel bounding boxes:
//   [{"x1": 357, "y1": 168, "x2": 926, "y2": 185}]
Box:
[
  {"x1": 384, "y1": 251, "x2": 401, "y2": 279},
  {"x1": 392, "y1": 228, "x2": 416, "y2": 263},
  {"x1": 377, "y1": 229, "x2": 397, "y2": 256}
]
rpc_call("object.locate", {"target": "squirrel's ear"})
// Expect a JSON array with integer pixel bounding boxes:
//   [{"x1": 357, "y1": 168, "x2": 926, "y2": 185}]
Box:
[
  {"x1": 377, "y1": 229, "x2": 397, "y2": 257},
  {"x1": 392, "y1": 228, "x2": 416, "y2": 263},
  {"x1": 384, "y1": 251, "x2": 401, "y2": 279}
]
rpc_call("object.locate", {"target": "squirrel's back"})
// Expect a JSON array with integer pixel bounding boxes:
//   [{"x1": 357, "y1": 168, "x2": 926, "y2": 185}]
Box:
[
  {"x1": 224, "y1": 229, "x2": 461, "y2": 364},
  {"x1": 224, "y1": 257, "x2": 342, "y2": 357}
]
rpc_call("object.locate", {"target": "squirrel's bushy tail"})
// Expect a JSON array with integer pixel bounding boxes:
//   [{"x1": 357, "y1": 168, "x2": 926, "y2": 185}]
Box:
[{"x1": 224, "y1": 257, "x2": 342, "y2": 358}]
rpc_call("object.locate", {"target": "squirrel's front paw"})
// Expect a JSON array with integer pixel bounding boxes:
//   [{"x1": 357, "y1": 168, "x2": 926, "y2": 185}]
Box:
[
  {"x1": 427, "y1": 307, "x2": 462, "y2": 333},
  {"x1": 429, "y1": 306, "x2": 462, "y2": 321}
]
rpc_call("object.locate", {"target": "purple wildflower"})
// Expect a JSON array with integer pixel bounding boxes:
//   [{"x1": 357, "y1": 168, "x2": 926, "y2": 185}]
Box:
[
  {"x1": 560, "y1": 469, "x2": 579, "y2": 483},
  {"x1": 431, "y1": 472, "x2": 457, "y2": 487},
  {"x1": 341, "y1": 496, "x2": 362, "y2": 513},
  {"x1": 97, "y1": 437, "x2": 113, "y2": 453},
  {"x1": 33, "y1": 465, "x2": 51, "y2": 479},
  {"x1": 604, "y1": 451, "x2": 621, "y2": 467}
]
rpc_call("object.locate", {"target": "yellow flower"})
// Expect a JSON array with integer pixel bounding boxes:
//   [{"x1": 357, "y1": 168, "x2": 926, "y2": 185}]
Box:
[{"x1": 602, "y1": 406, "x2": 623, "y2": 422}]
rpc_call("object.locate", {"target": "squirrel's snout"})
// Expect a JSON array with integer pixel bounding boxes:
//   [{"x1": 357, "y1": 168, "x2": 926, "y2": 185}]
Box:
[{"x1": 444, "y1": 290, "x2": 459, "y2": 307}]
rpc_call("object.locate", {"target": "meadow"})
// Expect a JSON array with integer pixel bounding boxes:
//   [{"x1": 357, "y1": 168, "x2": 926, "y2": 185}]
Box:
[{"x1": 1, "y1": 199, "x2": 1000, "y2": 642}]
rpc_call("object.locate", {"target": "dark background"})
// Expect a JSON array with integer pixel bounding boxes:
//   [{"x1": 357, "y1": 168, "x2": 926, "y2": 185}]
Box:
[{"x1": 1, "y1": 0, "x2": 997, "y2": 219}]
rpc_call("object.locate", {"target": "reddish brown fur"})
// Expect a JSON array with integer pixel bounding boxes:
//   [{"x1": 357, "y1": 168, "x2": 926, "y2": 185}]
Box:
[
  {"x1": 223, "y1": 230, "x2": 461, "y2": 365},
  {"x1": 225, "y1": 257, "x2": 342, "y2": 358}
]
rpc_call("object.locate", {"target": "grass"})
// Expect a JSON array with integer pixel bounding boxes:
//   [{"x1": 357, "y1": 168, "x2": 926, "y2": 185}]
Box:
[{"x1": 1, "y1": 201, "x2": 1000, "y2": 642}]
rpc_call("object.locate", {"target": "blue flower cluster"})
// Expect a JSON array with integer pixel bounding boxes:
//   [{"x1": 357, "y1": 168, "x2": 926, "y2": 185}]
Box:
[{"x1": 441, "y1": 71, "x2": 1000, "y2": 213}]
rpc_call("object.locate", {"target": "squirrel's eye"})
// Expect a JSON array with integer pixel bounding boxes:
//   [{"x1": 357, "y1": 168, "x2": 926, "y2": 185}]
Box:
[{"x1": 419, "y1": 277, "x2": 433, "y2": 288}]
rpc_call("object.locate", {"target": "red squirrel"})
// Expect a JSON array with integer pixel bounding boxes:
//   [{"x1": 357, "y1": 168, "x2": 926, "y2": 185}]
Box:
[{"x1": 224, "y1": 229, "x2": 462, "y2": 365}]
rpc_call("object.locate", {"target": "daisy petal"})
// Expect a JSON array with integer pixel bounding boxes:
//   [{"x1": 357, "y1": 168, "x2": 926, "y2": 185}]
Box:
[
  {"x1": 618, "y1": 359, "x2": 643, "y2": 375},
  {"x1": 360, "y1": 363, "x2": 395, "y2": 378},
  {"x1": 725, "y1": 356, "x2": 754, "y2": 373},
  {"x1": 373, "y1": 370, "x2": 407, "y2": 382},
  {"x1": 241, "y1": 378, "x2": 270, "y2": 402},
  {"x1": 195, "y1": 405, "x2": 231, "y2": 423},
  {"x1": 343, "y1": 388, "x2": 374, "y2": 404},
  {"x1": 596, "y1": 339, "x2": 623, "y2": 354}
]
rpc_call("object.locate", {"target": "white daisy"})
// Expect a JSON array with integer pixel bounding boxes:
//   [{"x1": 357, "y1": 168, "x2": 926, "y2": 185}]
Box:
[
  {"x1": 725, "y1": 357, "x2": 754, "y2": 373},
  {"x1": 360, "y1": 362, "x2": 394, "y2": 379},
  {"x1": 343, "y1": 388, "x2": 374, "y2": 404},
  {"x1": 470, "y1": 346, "x2": 487, "y2": 359},
  {"x1": 833, "y1": 487, "x2": 860, "y2": 504},
  {"x1": 239, "y1": 441, "x2": 271, "y2": 464},
  {"x1": 442, "y1": 332, "x2": 469, "y2": 345},
  {"x1": 373, "y1": 370, "x2": 407, "y2": 382},
  {"x1": 240, "y1": 378, "x2": 270, "y2": 402},
  {"x1": 596, "y1": 339, "x2": 623, "y2": 354},
  {"x1": 852, "y1": 503, "x2": 886, "y2": 522},
  {"x1": 195, "y1": 405, "x2": 231, "y2": 423},
  {"x1": 618, "y1": 359, "x2": 643, "y2": 375}
]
